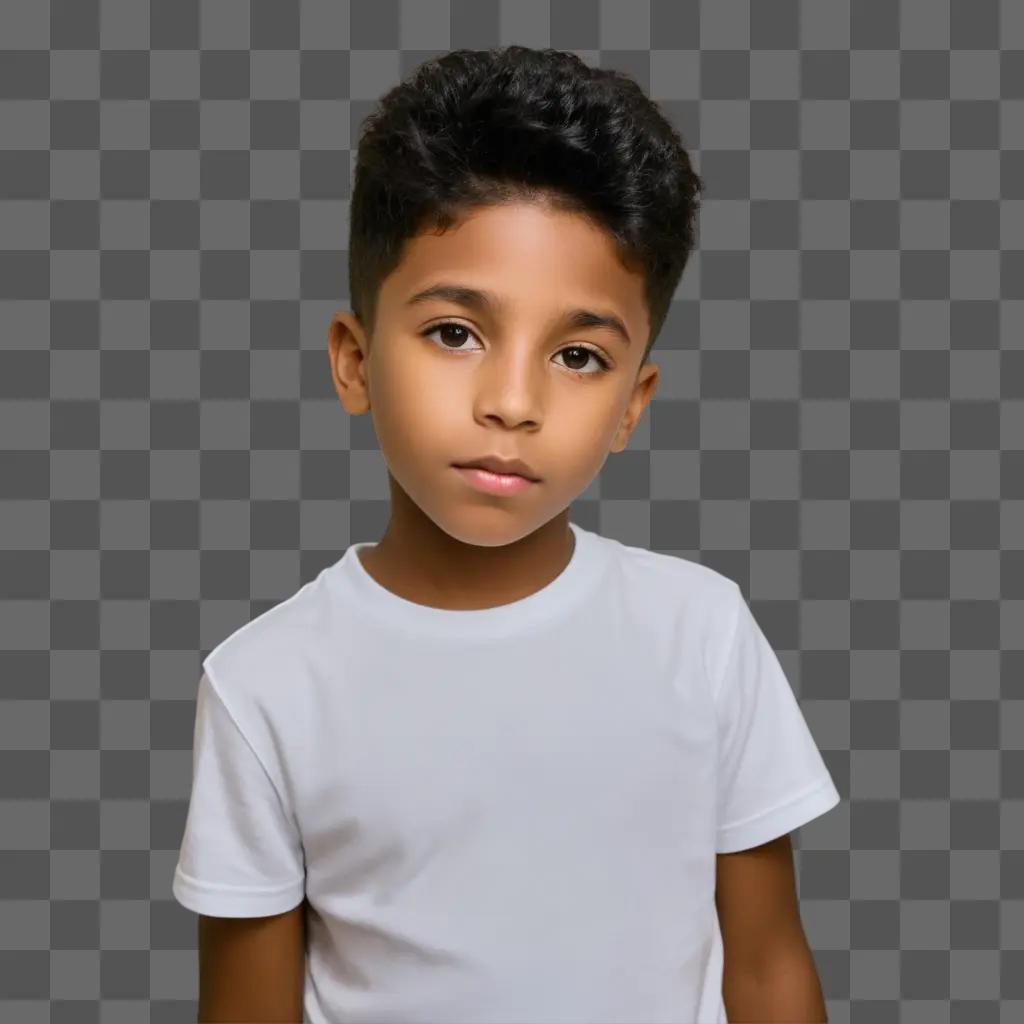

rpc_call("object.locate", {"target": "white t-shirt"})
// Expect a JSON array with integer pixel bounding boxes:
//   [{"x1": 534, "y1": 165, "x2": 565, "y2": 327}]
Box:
[{"x1": 173, "y1": 520, "x2": 840, "y2": 1024}]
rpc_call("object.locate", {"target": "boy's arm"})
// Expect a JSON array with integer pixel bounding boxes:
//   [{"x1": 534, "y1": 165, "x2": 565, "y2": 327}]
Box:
[
  {"x1": 197, "y1": 901, "x2": 307, "y2": 1023},
  {"x1": 715, "y1": 834, "x2": 828, "y2": 1023}
]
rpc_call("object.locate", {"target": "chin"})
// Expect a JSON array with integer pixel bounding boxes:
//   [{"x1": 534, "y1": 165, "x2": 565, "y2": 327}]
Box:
[{"x1": 429, "y1": 509, "x2": 558, "y2": 550}]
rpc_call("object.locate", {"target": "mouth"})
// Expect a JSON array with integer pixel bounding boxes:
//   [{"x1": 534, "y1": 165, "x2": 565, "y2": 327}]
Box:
[
  {"x1": 452, "y1": 465, "x2": 539, "y2": 496},
  {"x1": 451, "y1": 458, "x2": 541, "y2": 483}
]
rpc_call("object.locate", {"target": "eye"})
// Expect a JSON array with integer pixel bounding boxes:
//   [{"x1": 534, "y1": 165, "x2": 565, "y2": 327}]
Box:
[{"x1": 419, "y1": 321, "x2": 612, "y2": 377}]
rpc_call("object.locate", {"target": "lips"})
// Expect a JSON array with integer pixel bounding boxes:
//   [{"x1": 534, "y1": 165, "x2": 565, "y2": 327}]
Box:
[
  {"x1": 453, "y1": 456, "x2": 540, "y2": 482},
  {"x1": 454, "y1": 466, "x2": 536, "y2": 495}
]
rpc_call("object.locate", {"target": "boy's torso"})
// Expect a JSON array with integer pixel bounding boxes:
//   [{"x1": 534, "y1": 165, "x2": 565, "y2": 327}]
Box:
[{"x1": 203, "y1": 527, "x2": 732, "y2": 1023}]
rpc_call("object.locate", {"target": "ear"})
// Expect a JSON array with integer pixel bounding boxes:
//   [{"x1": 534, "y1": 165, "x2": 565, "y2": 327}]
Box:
[
  {"x1": 327, "y1": 311, "x2": 372, "y2": 414},
  {"x1": 610, "y1": 361, "x2": 660, "y2": 453}
]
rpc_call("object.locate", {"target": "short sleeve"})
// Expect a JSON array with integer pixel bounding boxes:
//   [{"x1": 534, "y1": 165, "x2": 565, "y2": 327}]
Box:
[
  {"x1": 172, "y1": 671, "x2": 306, "y2": 916},
  {"x1": 712, "y1": 584, "x2": 841, "y2": 854}
]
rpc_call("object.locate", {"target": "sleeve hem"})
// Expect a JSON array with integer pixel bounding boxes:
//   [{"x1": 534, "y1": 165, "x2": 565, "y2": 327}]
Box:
[
  {"x1": 715, "y1": 776, "x2": 841, "y2": 854},
  {"x1": 172, "y1": 864, "x2": 305, "y2": 918}
]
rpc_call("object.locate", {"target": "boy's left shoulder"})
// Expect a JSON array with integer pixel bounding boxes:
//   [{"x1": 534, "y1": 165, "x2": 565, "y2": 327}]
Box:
[{"x1": 603, "y1": 532, "x2": 740, "y2": 614}]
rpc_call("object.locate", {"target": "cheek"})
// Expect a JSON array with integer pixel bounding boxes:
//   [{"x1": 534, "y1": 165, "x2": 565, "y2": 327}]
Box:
[
  {"x1": 544, "y1": 403, "x2": 623, "y2": 475},
  {"x1": 370, "y1": 350, "x2": 463, "y2": 439},
  {"x1": 551, "y1": 393, "x2": 625, "y2": 442}
]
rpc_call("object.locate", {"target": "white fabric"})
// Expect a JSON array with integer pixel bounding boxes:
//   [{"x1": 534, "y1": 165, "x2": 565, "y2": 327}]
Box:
[{"x1": 173, "y1": 521, "x2": 840, "y2": 1023}]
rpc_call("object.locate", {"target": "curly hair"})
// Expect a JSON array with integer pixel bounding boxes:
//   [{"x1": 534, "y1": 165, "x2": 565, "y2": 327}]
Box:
[{"x1": 348, "y1": 45, "x2": 704, "y2": 365}]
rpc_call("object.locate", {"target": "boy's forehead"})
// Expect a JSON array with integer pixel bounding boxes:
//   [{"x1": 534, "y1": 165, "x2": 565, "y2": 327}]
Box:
[{"x1": 381, "y1": 202, "x2": 648, "y2": 339}]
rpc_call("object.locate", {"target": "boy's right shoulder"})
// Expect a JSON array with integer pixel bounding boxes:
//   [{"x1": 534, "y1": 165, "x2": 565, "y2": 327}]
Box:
[{"x1": 200, "y1": 568, "x2": 336, "y2": 708}]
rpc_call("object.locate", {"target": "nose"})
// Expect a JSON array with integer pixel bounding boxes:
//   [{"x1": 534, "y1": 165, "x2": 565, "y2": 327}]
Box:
[{"x1": 470, "y1": 350, "x2": 544, "y2": 429}]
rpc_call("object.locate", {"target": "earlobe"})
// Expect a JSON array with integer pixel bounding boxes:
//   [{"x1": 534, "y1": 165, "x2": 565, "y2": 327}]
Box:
[{"x1": 610, "y1": 414, "x2": 639, "y2": 454}]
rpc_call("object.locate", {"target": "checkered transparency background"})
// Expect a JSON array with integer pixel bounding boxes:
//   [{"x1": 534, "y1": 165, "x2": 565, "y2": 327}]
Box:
[{"x1": 2, "y1": 0, "x2": 1023, "y2": 1020}]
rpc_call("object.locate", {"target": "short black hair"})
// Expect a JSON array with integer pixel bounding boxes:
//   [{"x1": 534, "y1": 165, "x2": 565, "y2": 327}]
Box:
[{"x1": 348, "y1": 45, "x2": 704, "y2": 365}]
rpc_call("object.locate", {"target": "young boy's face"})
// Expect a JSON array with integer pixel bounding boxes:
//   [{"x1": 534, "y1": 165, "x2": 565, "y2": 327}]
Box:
[{"x1": 329, "y1": 200, "x2": 660, "y2": 549}]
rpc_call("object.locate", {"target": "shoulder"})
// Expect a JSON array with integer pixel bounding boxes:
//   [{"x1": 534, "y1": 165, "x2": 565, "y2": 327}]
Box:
[
  {"x1": 201, "y1": 568, "x2": 335, "y2": 710},
  {"x1": 601, "y1": 532, "x2": 740, "y2": 620},
  {"x1": 597, "y1": 533, "x2": 742, "y2": 684}
]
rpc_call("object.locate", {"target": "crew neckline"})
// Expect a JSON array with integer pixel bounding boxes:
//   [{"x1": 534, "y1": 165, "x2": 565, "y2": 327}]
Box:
[{"x1": 329, "y1": 521, "x2": 606, "y2": 638}]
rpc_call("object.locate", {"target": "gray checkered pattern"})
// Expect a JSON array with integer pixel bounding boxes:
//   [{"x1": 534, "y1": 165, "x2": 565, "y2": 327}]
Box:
[{"x1": 1, "y1": 1, "x2": 1022, "y2": 1021}]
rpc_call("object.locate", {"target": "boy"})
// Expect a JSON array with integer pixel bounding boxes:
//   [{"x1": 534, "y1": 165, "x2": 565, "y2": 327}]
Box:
[{"x1": 173, "y1": 45, "x2": 841, "y2": 1023}]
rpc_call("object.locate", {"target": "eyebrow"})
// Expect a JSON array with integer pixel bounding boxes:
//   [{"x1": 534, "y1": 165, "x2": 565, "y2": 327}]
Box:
[{"x1": 405, "y1": 282, "x2": 632, "y2": 347}]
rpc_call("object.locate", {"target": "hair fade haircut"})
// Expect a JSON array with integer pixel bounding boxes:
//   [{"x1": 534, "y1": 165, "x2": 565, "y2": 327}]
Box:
[{"x1": 347, "y1": 45, "x2": 704, "y2": 366}]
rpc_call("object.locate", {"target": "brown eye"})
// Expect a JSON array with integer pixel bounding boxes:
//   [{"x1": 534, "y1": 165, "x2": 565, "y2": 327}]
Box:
[
  {"x1": 420, "y1": 322, "x2": 611, "y2": 377},
  {"x1": 560, "y1": 345, "x2": 605, "y2": 373},
  {"x1": 422, "y1": 322, "x2": 479, "y2": 351},
  {"x1": 436, "y1": 323, "x2": 472, "y2": 348}
]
